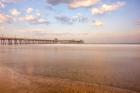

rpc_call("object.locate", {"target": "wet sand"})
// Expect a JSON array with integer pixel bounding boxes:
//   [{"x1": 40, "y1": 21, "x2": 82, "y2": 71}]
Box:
[
  {"x1": 0, "y1": 44, "x2": 140, "y2": 93},
  {"x1": 0, "y1": 65, "x2": 139, "y2": 93}
]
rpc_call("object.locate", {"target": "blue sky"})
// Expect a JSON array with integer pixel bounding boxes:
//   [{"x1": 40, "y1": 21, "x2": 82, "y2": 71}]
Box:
[{"x1": 0, "y1": 0, "x2": 140, "y2": 43}]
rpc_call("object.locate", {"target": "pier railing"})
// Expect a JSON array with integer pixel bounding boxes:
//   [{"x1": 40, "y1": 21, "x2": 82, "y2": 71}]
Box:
[{"x1": 0, "y1": 37, "x2": 84, "y2": 45}]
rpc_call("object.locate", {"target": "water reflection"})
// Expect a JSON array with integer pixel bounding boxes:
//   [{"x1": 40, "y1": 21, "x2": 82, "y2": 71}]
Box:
[{"x1": 0, "y1": 44, "x2": 140, "y2": 91}]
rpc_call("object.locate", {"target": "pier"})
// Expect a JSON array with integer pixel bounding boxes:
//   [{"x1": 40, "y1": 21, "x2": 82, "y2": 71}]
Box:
[{"x1": 0, "y1": 36, "x2": 84, "y2": 45}]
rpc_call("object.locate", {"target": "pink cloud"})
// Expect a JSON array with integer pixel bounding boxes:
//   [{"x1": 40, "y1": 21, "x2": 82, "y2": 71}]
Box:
[
  {"x1": 91, "y1": 1, "x2": 125, "y2": 15},
  {"x1": 46, "y1": 0, "x2": 100, "y2": 8},
  {"x1": 0, "y1": 13, "x2": 11, "y2": 24}
]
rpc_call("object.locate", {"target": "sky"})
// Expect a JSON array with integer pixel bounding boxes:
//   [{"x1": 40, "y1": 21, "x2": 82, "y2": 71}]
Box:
[{"x1": 0, "y1": 0, "x2": 140, "y2": 43}]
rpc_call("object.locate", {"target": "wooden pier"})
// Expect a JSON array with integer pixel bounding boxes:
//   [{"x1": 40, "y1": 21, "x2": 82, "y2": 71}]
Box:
[{"x1": 0, "y1": 37, "x2": 84, "y2": 45}]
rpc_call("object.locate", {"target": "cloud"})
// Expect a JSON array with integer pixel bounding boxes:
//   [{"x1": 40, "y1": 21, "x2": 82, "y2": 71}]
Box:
[
  {"x1": 3, "y1": 7, "x2": 49, "y2": 25},
  {"x1": 0, "y1": 1, "x2": 5, "y2": 8},
  {"x1": 69, "y1": 0, "x2": 100, "y2": 9},
  {"x1": 3, "y1": 0, "x2": 23, "y2": 3},
  {"x1": 55, "y1": 15, "x2": 73, "y2": 24},
  {"x1": 46, "y1": 0, "x2": 70, "y2": 5},
  {"x1": 92, "y1": 20, "x2": 104, "y2": 27},
  {"x1": 46, "y1": 4, "x2": 55, "y2": 11},
  {"x1": 26, "y1": 8, "x2": 33, "y2": 14},
  {"x1": 0, "y1": 0, "x2": 23, "y2": 8},
  {"x1": 55, "y1": 13, "x2": 88, "y2": 24},
  {"x1": 74, "y1": 13, "x2": 88, "y2": 21},
  {"x1": 0, "y1": 13, "x2": 11, "y2": 24},
  {"x1": 46, "y1": 0, "x2": 100, "y2": 8},
  {"x1": 10, "y1": 8, "x2": 20, "y2": 16},
  {"x1": 22, "y1": 15, "x2": 49, "y2": 25},
  {"x1": 91, "y1": 1, "x2": 125, "y2": 15}
]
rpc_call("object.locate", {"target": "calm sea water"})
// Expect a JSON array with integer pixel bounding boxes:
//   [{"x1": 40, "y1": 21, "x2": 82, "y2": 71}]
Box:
[{"x1": 0, "y1": 44, "x2": 140, "y2": 92}]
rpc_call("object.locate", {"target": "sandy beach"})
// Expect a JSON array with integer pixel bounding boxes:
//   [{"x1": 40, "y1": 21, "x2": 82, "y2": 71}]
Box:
[{"x1": 0, "y1": 65, "x2": 139, "y2": 93}]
